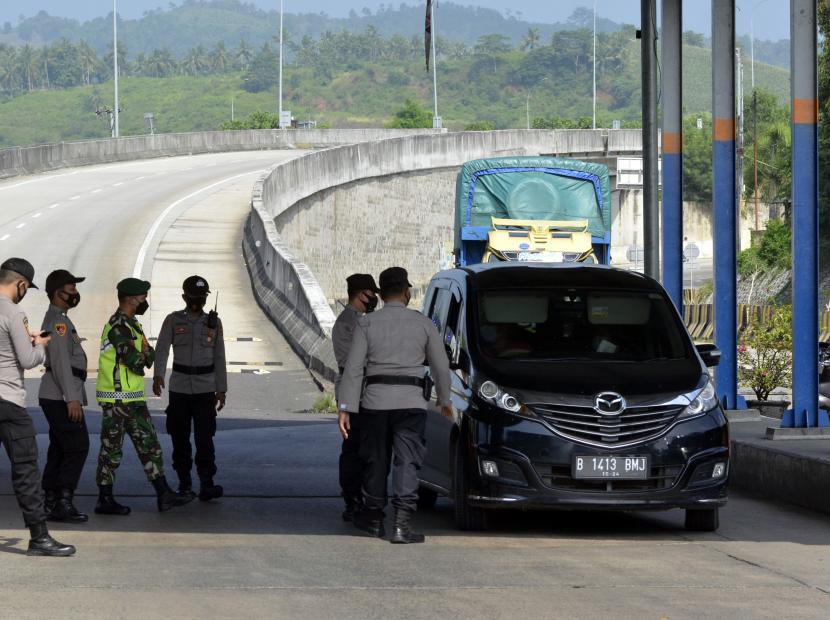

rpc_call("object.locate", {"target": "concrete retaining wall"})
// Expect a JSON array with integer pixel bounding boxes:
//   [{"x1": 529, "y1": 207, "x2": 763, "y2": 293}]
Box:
[
  {"x1": 0, "y1": 128, "x2": 446, "y2": 179},
  {"x1": 243, "y1": 129, "x2": 643, "y2": 382}
]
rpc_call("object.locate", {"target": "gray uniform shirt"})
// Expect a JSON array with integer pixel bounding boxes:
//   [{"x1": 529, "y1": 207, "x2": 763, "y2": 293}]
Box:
[
  {"x1": 332, "y1": 305, "x2": 360, "y2": 397},
  {"x1": 38, "y1": 304, "x2": 88, "y2": 405},
  {"x1": 338, "y1": 301, "x2": 452, "y2": 413},
  {"x1": 154, "y1": 310, "x2": 227, "y2": 394},
  {"x1": 0, "y1": 295, "x2": 46, "y2": 407}
]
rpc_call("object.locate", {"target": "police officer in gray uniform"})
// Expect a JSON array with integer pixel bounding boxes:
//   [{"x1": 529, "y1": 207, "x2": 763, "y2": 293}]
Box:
[
  {"x1": 39, "y1": 269, "x2": 89, "y2": 523},
  {"x1": 0, "y1": 258, "x2": 75, "y2": 556},
  {"x1": 338, "y1": 267, "x2": 452, "y2": 544},
  {"x1": 332, "y1": 273, "x2": 379, "y2": 521},
  {"x1": 153, "y1": 275, "x2": 227, "y2": 501}
]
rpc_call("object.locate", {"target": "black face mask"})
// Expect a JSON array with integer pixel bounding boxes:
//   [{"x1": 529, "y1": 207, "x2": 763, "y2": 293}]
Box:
[
  {"x1": 184, "y1": 296, "x2": 207, "y2": 313},
  {"x1": 363, "y1": 294, "x2": 379, "y2": 313},
  {"x1": 136, "y1": 300, "x2": 149, "y2": 315},
  {"x1": 16, "y1": 283, "x2": 27, "y2": 303},
  {"x1": 60, "y1": 291, "x2": 81, "y2": 308}
]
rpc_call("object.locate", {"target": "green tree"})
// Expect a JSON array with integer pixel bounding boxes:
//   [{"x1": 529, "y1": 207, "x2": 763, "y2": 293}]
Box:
[
  {"x1": 520, "y1": 27, "x2": 541, "y2": 52},
  {"x1": 738, "y1": 305, "x2": 793, "y2": 401},
  {"x1": 817, "y1": 0, "x2": 830, "y2": 259},
  {"x1": 386, "y1": 98, "x2": 432, "y2": 128}
]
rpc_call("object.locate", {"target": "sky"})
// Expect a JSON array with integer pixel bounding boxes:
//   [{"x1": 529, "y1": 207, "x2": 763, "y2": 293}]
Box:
[{"x1": 0, "y1": 1, "x2": 792, "y2": 42}]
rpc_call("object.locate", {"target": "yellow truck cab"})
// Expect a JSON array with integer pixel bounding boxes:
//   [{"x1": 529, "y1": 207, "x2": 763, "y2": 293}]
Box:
[{"x1": 482, "y1": 218, "x2": 598, "y2": 264}]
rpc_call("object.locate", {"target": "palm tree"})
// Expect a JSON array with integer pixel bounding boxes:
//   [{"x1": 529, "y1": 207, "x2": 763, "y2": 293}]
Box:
[
  {"x1": 147, "y1": 48, "x2": 176, "y2": 77},
  {"x1": 235, "y1": 39, "x2": 252, "y2": 71},
  {"x1": 18, "y1": 44, "x2": 36, "y2": 92},
  {"x1": 105, "y1": 40, "x2": 129, "y2": 77},
  {"x1": 78, "y1": 40, "x2": 99, "y2": 85},
  {"x1": 521, "y1": 27, "x2": 541, "y2": 52},
  {"x1": 210, "y1": 42, "x2": 229, "y2": 73}
]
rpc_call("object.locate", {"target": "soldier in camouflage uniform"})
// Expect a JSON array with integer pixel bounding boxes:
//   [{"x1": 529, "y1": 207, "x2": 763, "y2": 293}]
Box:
[{"x1": 94, "y1": 278, "x2": 194, "y2": 514}]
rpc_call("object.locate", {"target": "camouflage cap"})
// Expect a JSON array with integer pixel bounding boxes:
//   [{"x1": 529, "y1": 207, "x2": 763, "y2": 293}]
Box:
[{"x1": 116, "y1": 277, "x2": 151, "y2": 296}]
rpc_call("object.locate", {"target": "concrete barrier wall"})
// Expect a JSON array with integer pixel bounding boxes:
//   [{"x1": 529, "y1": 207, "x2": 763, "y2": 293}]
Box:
[
  {"x1": 243, "y1": 129, "x2": 644, "y2": 382},
  {"x1": 0, "y1": 128, "x2": 447, "y2": 179}
]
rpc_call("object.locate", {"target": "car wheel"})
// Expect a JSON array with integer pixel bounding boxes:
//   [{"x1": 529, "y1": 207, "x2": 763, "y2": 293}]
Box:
[
  {"x1": 417, "y1": 486, "x2": 439, "y2": 510},
  {"x1": 684, "y1": 507, "x2": 719, "y2": 532},
  {"x1": 452, "y1": 441, "x2": 489, "y2": 531}
]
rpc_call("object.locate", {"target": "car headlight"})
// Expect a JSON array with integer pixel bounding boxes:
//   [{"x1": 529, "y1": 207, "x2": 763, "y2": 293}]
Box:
[
  {"x1": 684, "y1": 381, "x2": 719, "y2": 416},
  {"x1": 478, "y1": 380, "x2": 523, "y2": 413}
]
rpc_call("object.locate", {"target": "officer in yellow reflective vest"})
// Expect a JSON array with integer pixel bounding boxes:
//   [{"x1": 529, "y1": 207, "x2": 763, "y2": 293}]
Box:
[{"x1": 94, "y1": 278, "x2": 194, "y2": 515}]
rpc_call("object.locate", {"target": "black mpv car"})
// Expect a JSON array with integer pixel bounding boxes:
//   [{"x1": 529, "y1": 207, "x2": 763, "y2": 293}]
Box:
[{"x1": 418, "y1": 263, "x2": 728, "y2": 532}]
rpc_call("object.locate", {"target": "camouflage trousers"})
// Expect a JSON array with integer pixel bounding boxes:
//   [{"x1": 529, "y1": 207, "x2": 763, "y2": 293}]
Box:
[{"x1": 96, "y1": 402, "x2": 165, "y2": 486}]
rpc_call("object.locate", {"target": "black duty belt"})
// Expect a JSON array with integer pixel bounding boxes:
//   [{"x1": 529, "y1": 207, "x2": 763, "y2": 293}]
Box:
[
  {"x1": 338, "y1": 367, "x2": 345, "y2": 375},
  {"x1": 45, "y1": 367, "x2": 88, "y2": 382},
  {"x1": 173, "y1": 363, "x2": 215, "y2": 375},
  {"x1": 364, "y1": 375, "x2": 426, "y2": 388}
]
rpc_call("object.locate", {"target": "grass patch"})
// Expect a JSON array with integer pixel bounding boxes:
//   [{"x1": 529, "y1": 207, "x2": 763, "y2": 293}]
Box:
[{"x1": 312, "y1": 392, "x2": 337, "y2": 414}]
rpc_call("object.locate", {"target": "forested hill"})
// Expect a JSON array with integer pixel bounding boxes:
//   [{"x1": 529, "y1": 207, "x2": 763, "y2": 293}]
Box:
[{"x1": 0, "y1": 1, "x2": 624, "y2": 57}]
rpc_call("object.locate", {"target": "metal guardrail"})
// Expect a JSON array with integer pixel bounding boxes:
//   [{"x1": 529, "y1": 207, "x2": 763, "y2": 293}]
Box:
[{"x1": 683, "y1": 303, "x2": 830, "y2": 342}]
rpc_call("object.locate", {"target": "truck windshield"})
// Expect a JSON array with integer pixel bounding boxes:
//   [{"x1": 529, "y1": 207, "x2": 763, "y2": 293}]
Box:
[{"x1": 475, "y1": 288, "x2": 689, "y2": 362}]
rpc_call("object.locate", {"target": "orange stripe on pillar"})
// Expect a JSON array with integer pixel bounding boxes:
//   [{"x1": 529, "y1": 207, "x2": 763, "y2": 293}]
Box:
[
  {"x1": 663, "y1": 132, "x2": 682, "y2": 154},
  {"x1": 714, "y1": 118, "x2": 735, "y2": 142},
  {"x1": 793, "y1": 98, "x2": 818, "y2": 124}
]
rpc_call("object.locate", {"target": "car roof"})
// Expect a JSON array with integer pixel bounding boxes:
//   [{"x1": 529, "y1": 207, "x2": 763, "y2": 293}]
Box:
[{"x1": 433, "y1": 263, "x2": 664, "y2": 292}]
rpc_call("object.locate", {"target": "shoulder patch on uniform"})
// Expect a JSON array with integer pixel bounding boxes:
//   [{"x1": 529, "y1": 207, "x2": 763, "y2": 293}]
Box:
[{"x1": 55, "y1": 323, "x2": 67, "y2": 337}]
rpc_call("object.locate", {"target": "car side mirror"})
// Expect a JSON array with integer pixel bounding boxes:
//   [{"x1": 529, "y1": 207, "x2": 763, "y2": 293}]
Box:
[{"x1": 695, "y1": 343, "x2": 721, "y2": 368}]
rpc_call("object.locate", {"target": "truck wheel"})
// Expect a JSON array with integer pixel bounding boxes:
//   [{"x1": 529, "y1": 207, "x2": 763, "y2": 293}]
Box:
[
  {"x1": 684, "y1": 507, "x2": 719, "y2": 532},
  {"x1": 452, "y1": 441, "x2": 489, "y2": 531},
  {"x1": 417, "y1": 486, "x2": 439, "y2": 510}
]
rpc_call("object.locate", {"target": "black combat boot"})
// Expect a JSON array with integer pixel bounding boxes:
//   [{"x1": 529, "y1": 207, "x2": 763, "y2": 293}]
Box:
[
  {"x1": 44, "y1": 489, "x2": 58, "y2": 515},
  {"x1": 177, "y1": 474, "x2": 197, "y2": 500},
  {"x1": 390, "y1": 509, "x2": 425, "y2": 544},
  {"x1": 352, "y1": 508, "x2": 385, "y2": 539},
  {"x1": 198, "y1": 478, "x2": 224, "y2": 502},
  {"x1": 49, "y1": 489, "x2": 89, "y2": 523},
  {"x1": 342, "y1": 495, "x2": 363, "y2": 522},
  {"x1": 26, "y1": 522, "x2": 76, "y2": 557},
  {"x1": 94, "y1": 485, "x2": 131, "y2": 516},
  {"x1": 153, "y1": 476, "x2": 195, "y2": 512}
]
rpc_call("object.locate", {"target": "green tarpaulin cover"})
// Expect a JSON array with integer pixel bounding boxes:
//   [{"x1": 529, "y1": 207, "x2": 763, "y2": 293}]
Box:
[{"x1": 455, "y1": 157, "x2": 611, "y2": 241}]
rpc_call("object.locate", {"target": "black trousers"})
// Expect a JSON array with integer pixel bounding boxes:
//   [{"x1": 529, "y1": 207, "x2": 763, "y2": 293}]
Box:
[
  {"x1": 338, "y1": 410, "x2": 365, "y2": 503},
  {"x1": 359, "y1": 408, "x2": 427, "y2": 514},
  {"x1": 165, "y1": 391, "x2": 217, "y2": 482},
  {"x1": 0, "y1": 399, "x2": 46, "y2": 527},
  {"x1": 39, "y1": 399, "x2": 89, "y2": 492}
]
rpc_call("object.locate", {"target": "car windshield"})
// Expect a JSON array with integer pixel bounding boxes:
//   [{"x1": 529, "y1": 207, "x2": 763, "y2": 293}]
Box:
[{"x1": 475, "y1": 288, "x2": 689, "y2": 362}]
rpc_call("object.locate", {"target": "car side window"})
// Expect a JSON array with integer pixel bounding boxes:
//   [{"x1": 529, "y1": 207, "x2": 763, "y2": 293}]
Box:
[
  {"x1": 429, "y1": 288, "x2": 452, "y2": 333},
  {"x1": 446, "y1": 290, "x2": 461, "y2": 342}
]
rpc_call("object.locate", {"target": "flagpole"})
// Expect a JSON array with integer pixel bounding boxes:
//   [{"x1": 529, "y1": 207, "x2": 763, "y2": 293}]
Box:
[
  {"x1": 278, "y1": 0, "x2": 284, "y2": 128},
  {"x1": 113, "y1": 0, "x2": 119, "y2": 138}
]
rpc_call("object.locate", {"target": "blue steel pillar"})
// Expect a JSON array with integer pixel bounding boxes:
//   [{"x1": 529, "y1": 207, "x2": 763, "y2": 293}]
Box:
[
  {"x1": 661, "y1": 0, "x2": 683, "y2": 310},
  {"x1": 712, "y1": 1, "x2": 740, "y2": 409},
  {"x1": 784, "y1": 0, "x2": 826, "y2": 427}
]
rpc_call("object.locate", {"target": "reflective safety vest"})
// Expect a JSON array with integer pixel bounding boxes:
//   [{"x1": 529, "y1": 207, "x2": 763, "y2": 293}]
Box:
[{"x1": 96, "y1": 316, "x2": 146, "y2": 403}]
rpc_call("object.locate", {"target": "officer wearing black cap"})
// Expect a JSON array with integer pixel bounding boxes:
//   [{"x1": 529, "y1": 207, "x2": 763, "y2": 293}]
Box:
[
  {"x1": 94, "y1": 277, "x2": 193, "y2": 514},
  {"x1": 153, "y1": 275, "x2": 227, "y2": 501},
  {"x1": 38, "y1": 269, "x2": 89, "y2": 523},
  {"x1": 0, "y1": 258, "x2": 75, "y2": 556},
  {"x1": 338, "y1": 267, "x2": 452, "y2": 544},
  {"x1": 332, "y1": 273, "x2": 379, "y2": 521}
]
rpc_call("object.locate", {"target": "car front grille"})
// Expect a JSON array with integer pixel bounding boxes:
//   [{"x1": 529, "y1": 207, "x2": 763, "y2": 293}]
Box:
[
  {"x1": 528, "y1": 402, "x2": 686, "y2": 448},
  {"x1": 532, "y1": 462, "x2": 683, "y2": 492}
]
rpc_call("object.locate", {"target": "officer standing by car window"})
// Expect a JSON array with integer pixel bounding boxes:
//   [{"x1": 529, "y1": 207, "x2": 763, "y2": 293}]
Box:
[
  {"x1": 94, "y1": 277, "x2": 193, "y2": 514},
  {"x1": 332, "y1": 273, "x2": 379, "y2": 522},
  {"x1": 38, "y1": 269, "x2": 89, "y2": 524},
  {"x1": 338, "y1": 267, "x2": 453, "y2": 544},
  {"x1": 153, "y1": 275, "x2": 227, "y2": 502},
  {"x1": 0, "y1": 258, "x2": 75, "y2": 556}
]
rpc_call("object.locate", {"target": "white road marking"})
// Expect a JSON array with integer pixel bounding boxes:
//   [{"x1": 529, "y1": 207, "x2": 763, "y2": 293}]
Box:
[
  {"x1": 16, "y1": 222, "x2": 26, "y2": 229},
  {"x1": 91, "y1": 188, "x2": 103, "y2": 194},
  {"x1": 49, "y1": 203, "x2": 60, "y2": 209},
  {"x1": 135, "y1": 176, "x2": 146, "y2": 181},
  {"x1": 113, "y1": 182, "x2": 124, "y2": 187},
  {"x1": 132, "y1": 169, "x2": 267, "y2": 279},
  {"x1": 32, "y1": 212, "x2": 42, "y2": 218},
  {"x1": 0, "y1": 234, "x2": 10, "y2": 241},
  {"x1": 69, "y1": 195, "x2": 80, "y2": 201}
]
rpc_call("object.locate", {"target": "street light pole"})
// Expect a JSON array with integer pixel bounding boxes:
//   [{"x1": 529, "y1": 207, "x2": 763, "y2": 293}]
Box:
[
  {"x1": 431, "y1": 0, "x2": 440, "y2": 128},
  {"x1": 113, "y1": 0, "x2": 119, "y2": 139},
  {"x1": 592, "y1": 0, "x2": 597, "y2": 129},
  {"x1": 278, "y1": 0, "x2": 284, "y2": 127}
]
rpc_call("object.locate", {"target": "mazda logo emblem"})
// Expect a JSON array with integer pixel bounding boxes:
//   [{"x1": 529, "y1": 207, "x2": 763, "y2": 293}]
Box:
[{"x1": 594, "y1": 392, "x2": 626, "y2": 415}]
